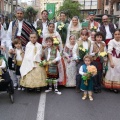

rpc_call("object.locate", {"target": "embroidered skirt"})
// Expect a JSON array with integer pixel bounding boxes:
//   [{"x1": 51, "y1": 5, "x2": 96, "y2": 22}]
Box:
[
  {"x1": 103, "y1": 57, "x2": 120, "y2": 89},
  {"x1": 20, "y1": 63, "x2": 47, "y2": 88}
]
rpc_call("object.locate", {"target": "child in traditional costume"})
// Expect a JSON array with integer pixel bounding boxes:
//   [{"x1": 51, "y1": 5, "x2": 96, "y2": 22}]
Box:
[
  {"x1": 90, "y1": 32, "x2": 107, "y2": 93},
  {"x1": 73, "y1": 29, "x2": 92, "y2": 92},
  {"x1": 103, "y1": 29, "x2": 120, "y2": 93},
  {"x1": 63, "y1": 35, "x2": 76, "y2": 87},
  {"x1": 80, "y1": 55, "x2": 97, "y2": 101},
  {"x1": 43, "y1": 37, "x2": 61, "y2": 95},
  {"x1": 42, "y1": 22, "x2": 66, "y2": 86},
  {"x1": 20, "y1": 32, "x2": 47, "y2": 89},
  {"x1": 12, "y1": 38, "x2": 24, "y2": 90}
]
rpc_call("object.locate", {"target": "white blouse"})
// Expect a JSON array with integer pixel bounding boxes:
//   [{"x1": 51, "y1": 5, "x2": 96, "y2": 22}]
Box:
[
  {"x1": 79, "y1": 65, "x2": 85, "y2": 76},
  {"x1": 15, "y1": 49, "x2": 23, "y2": 61},
  {"x1": 0, "y1": 59, "x2": 6, "y2": 69},
  {"x1": 108, "y1": 39, "x2": 120, "y2": 56}
]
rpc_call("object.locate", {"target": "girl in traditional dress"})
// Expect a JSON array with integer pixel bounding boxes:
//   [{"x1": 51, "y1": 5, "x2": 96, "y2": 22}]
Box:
[
  {"x1": 63, "y1": 35, "x2": 76, "y2": 87},
  {"x1": 20, "y1": 32, "x2": 47, "y2": 89},
  {"x1": 12, "y1": 38, "x2": 24, "y2": 90},
  {"x1": 73, "y1": 29, "x2": 92, "y2": 92},
  {"x1": 44, "y1": 37, "x2": 61, "y2": 95},
  {"x1": 80, "y1": 55, "x2": 95, "y2": 101},
  {"x1": 103, "y1": 29, "x2": 120, "y2": 93},
  {"x1": 42, "y1": 22, "x2": 66, "y2": 85},
  {"x1": 42, "y1": 22, "x2": 63, "y2": 53},
  {"x1": 66, "y1": 16, "x2": 82, "y2": 45},
  {"x1": 90, "y1": 32, "x2": 106, "y2": 93}
]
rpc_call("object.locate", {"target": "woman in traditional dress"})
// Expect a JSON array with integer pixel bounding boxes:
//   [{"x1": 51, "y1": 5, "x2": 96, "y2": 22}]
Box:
[
  {"x1": 64, "y1": 35, "x2": 77, "y2": 87},
  {"x1": 103, "y1": 29, "x2": 120, "y2": 93},
  {"x1": 20, "y1": 32, "x2": 47, "y2": 89},
  {"x1": 66, "y1": 16, "x2": 82, "y2": 45},
  {"x1": 42, "y1": 22, "x2": 66, "y2": 85}
]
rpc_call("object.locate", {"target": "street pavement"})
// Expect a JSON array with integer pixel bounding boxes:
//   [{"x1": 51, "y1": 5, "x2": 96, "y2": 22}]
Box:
[{"x1": 0, "y1": 88, "x2": 120, "y2": 120}]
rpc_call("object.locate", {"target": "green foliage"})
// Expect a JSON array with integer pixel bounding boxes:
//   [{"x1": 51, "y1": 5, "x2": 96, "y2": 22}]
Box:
[
  {"x1": 57, "y1": 0, "x2": 82, "y2": 19},
  {"x1": 24, "y1": 6, "x2": 38, "y2": 23}
]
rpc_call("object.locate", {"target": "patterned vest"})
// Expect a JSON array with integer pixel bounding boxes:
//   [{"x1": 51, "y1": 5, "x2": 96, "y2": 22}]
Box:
[
  {"x1": 12, "y1": 20, "x2": 36, "y2": 46},
  {"x1": 92, "y1": 41, "x2": 105, "y2": 60},
  {"x1": 36, "y1": 19, "x2": 49, "y2": 30}
]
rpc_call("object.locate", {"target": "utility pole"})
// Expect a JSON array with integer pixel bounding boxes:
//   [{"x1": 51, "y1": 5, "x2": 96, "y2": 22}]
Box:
[{"x1": 11, "y1": 0, "x2": 13, "y2": 21}]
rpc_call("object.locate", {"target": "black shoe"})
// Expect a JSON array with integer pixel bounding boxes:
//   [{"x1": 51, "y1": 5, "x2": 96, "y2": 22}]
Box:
[
  {"x1": 98, "y1": 89, "x2": 102, "y2": 93},
  {"x1": 113, "y1": 89, "x2": 118, "y2": 93},
  {"x1": 76, "y1": 88, "x2": 80, "y2": 93},
  {"x1": 94, "y1": 89, "x2": 98, "y2": 93}
]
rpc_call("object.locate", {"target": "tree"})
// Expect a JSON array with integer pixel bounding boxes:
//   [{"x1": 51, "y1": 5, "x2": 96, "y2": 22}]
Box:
[
  {"x1": 24, "y1": 7, "x2": 38, "y2": 23},
  {"x1": 57, "y1": 0, "x2": 82, "y2": 19}
]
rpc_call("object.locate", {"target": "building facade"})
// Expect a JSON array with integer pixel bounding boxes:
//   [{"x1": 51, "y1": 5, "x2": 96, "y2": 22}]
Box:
[{"x1": 73, "y1": 0, "x2": 103, "y2": 18}]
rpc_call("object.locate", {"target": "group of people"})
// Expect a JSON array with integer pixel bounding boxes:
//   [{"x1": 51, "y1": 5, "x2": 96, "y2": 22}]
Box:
[{"x1": 0, "y1": 7, "x2": 120, "y2": 101}]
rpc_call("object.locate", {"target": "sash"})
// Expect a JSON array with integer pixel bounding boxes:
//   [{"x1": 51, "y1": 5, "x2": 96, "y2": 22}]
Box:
[{"x1": 12, "y1": 20, "x2": 36, "y2": 46}]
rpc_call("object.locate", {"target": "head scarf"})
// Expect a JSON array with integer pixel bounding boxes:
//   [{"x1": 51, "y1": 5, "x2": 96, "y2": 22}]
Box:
[{"x1": 15, "y1": 7, "x2": 24, "y2": 13}]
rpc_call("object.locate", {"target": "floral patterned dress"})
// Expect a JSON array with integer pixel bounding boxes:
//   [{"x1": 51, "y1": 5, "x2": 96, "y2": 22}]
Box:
[{"x1": 64, "y1": 44, "x2": 76, "y2": 87}]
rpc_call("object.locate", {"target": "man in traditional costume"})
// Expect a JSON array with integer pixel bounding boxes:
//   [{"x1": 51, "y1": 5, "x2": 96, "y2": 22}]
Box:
[
  {"x1": 5, "y1": 7, "x2": 36, "y2": 88},
  {"x1": 98, "y1": 15, "x2": 117, "y2": 46},
  {"x1": 82, "y1": 12, "x2": 100, "y2": 30},
  {"x1": 36, "y1": 10, "x2": 49, "y2": 35},
  {"x1": 55, "y1": 11, "x2": 69, "y2": 45},
  {"x1": 6, "y1": 7, "x2": 36, "y2": 51}
]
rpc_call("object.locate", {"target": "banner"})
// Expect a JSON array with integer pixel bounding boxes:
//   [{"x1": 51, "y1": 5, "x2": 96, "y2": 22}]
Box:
[{"x1": 46, "y1": 3, "x2": 55, "y2": 20}]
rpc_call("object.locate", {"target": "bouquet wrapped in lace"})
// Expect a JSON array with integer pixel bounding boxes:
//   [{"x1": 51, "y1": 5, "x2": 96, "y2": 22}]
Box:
[{"x1": 82, "y1": 65, "x2": 97, "y2": 86}]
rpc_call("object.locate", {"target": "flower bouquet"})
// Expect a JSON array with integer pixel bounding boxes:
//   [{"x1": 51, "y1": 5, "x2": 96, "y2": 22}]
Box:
[
  {"x1": 98, "y1": 51, "x2": 108, "y2": 63},
  {"x1": 57, "y1": 22, "x2": 65, "y2": 31},
  {"x1": 46, "y1": 78, "x2": 57, "y2": 84},
  {"x1": 99, "y1": 52, "x2": 108, "y2": 75},
  {"x1": 53, "y1": 37, "x2": 60, "y2": 46},
  {"x1": 57, "y1": 22, "x2": 68, "y2": 44},
  {"x1": 39, "y1": 60, "x2": 53, "y2": 67},
  {"x1": 36, "y1": 27, "x2": 42, "y2": 36},
  {"x1": 90, "y1": 26, "x2": 97, "y2": 32},
  {"x1": 79, "y1": 45, "x2": 88, "y2": 60},
  {"x1": 39, "y1": 60, "x2": 47, "y2": 67},
  {"x1": 82, "y1": 65, "x2": 97, "y2": 86}
]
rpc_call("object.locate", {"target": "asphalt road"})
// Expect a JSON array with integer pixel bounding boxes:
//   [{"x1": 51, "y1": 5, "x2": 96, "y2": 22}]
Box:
[{"x1": 0, "y1": 88, "x2": 120, "y2": 120}]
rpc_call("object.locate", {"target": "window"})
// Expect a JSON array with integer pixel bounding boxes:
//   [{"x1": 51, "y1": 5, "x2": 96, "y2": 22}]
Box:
[
  {"x1": 116, "y1": 2, "x2": 120, "y2": 11},
  {"x1": 92, "y1": 1, "x2": 97, "y2": 5},
  {"x1": 85, "y1": 1, "x2": 91, "y2": 6},
  {"x1": 106, "y1": 0, "x2": 109, "y2": 5}
]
